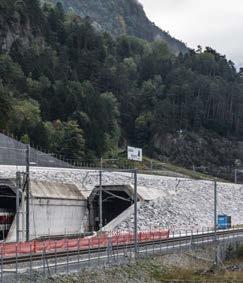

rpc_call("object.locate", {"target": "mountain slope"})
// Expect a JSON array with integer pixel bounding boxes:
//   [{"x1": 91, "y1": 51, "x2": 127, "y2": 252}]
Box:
[
  {"x1": 43, "y1": 0, "x2": 187, "y2": 55},
  {"x1": 0, "y1": 0, "x2": 241, "y2": 181}
]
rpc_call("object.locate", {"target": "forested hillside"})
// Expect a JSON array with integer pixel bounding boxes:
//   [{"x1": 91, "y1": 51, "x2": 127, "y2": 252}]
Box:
[
  {"x1": 43, "y1": 0, "x2": 187, "y2": 55},
  {"x1": 0, "y1": 0, "x2": 242, "y2": 175}
]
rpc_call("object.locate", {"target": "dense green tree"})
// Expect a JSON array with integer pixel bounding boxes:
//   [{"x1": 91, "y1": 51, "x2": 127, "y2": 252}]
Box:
[
  {"x1": 0, "y1": 84, "x2": 12, "y2": 129},
  {"x1": 8, "y1": 99, "x2": 41, "y2": 137},
  {"x1": 0, "y1": 55, "x2": 25, "y2": 90},
  {"x1": 0, "y1": 0, "x2": 242, "y2": 174},
  {"x1": 46, "y1": 120, "x2": 85, "y2": 161},
  {"x1": 135, "y1": 112, "x2": 152, "y2": 148}
]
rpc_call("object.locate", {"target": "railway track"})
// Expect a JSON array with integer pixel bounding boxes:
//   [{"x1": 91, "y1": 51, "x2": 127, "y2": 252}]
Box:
[{"x1": 2, "y1": 228, "x2": 243, "y2": 265}]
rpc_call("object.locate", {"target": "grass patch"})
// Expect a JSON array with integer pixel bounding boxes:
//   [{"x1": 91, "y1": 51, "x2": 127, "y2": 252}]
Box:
[
  {"x1": 142, "y1": 156, "x2": 221, "y2": 181},
  {"x1": 44, "y1": 255, "x2": 243, "y2": 283},
  {"x1": 151, "y1": 267, "x2": 243, "y2": 282},
  {"x1": 103, "y1": 153, "x2": 226, "y2": 181}
]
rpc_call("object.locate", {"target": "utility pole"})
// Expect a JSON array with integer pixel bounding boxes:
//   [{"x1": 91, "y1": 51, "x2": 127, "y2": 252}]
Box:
[
  {"x1": 21, "y1": 174, "x2": 25, "y2": 242},
  {"x1": 134, "y1": 169, "x2": 138, "y2": 255},
  {"x1": 214, "y1": 178, "x2": 218, "y2": 267},
  {"x1": 99, "y1": 170, "x2": 103, "y2": 230},
  {"x1": 16, "y1": 172, "x2": 20, "y2": 242},
  {"x1": 26, "y1": 144, "x2": 30, "y2": 241},
  {"x1": 100, "y1": 157, "x2": 103, "y2": 170},
  {"x1": 234, "y1": 169, "x2": 237, "y2": 184}
]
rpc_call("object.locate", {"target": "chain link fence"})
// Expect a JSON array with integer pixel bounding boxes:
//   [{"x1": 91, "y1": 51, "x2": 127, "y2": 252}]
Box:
[{"x1": 0, "y1": 132, "x2": 189, "y2": 178}]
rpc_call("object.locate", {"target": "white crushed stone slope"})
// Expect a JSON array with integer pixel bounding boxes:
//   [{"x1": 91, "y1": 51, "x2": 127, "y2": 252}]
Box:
[
  {"x1": 0, "y1": 166, "x2": 242, "y2": 232},
  {"x1": 117, "y1": 179, "x2": 243, "y2": 232}
]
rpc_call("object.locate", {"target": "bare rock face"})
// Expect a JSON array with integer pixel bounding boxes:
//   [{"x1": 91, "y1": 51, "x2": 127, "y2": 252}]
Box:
[
  {"x1": 152, "y1": 132, "x2": 238, "y2": 180},
  {"x1": 0, "y1": 13, "x2": 44, "y2": 54},
  {"x1": 43, "y1": 0, "x2": 187, "y2": 55}
]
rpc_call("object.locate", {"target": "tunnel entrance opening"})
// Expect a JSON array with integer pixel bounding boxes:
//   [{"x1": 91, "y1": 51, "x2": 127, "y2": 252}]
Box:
[
  {"x1": 0, "y1": 185, "x2": 16, "y2": 241},
  {"x1": 89, "y1": 186, "x2": 134, "y2": 231}
]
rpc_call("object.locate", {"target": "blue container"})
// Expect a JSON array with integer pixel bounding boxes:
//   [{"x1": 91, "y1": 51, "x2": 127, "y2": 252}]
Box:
[{"x1": 218, "y1": 214, "x2": 231, "y2": 229}]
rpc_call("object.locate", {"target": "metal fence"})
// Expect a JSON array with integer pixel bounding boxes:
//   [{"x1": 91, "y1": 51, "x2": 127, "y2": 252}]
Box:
[
  {"x1": 0, "y1": 133, "x2": 69, "y2": 168},
  {"x1": 1, "y1": 131, "x2": 242, "y2": 184},
  {"x1": 0, "y1": 227, "x2": 243, "y2": 283},
  {"x1": 0, "y1": 132, "x2": 199, "y2": 178}
]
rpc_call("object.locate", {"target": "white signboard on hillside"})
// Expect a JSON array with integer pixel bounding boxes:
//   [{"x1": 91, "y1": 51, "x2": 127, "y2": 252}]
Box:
[{"x1": 127, "y1": 146, "x2": 143, "y2": 162}]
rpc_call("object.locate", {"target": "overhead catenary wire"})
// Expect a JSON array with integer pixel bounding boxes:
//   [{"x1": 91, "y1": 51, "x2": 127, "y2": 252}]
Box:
[{"x1": 100, "y1": 190, "x2": 132, "y2": 202}]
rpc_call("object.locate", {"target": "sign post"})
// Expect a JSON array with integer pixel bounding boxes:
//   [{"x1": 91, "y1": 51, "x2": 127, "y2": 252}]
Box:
[
  {"x1": 127, "y1": 146, "x2": 142, "y2": 162},
  {"x1": 127, "y1": 146, "x2": 142, "y2": 256},
  {"x1": 214, "y1": 179, "x2": 218, "y2": 266}
]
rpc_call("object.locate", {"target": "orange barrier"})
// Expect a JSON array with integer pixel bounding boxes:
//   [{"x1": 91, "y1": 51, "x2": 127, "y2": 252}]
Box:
[{"x1": 0, "y1": 230, "x2": 170, "y2": 257}]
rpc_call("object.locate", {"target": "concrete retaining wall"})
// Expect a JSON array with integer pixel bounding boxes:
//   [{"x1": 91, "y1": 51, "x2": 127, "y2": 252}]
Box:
[{"x1": 7, "y1": 198, "x2": 89, "y2": 242}]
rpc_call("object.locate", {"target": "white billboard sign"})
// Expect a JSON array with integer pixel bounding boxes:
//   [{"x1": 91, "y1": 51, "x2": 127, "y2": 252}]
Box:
[{"x1": 127, "y1": 146, "x2": 142, "y2": 162}]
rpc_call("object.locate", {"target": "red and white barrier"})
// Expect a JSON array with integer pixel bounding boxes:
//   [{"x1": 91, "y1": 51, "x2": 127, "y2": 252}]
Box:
[{"x1": 0, "y1": 230, "x2": 170, "y2": 257}]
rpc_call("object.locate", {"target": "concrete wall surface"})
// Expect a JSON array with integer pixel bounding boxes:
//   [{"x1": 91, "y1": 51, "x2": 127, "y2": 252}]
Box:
[
  {"x1": 30, "y1": 198, "x2": 88, "y2": 239},
  {"x1": 7, "y1": 198, "x2": 88, "y2": 242}
]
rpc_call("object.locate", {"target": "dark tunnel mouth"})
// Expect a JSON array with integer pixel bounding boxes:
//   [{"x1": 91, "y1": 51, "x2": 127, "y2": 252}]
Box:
[
  {"x1": 0, "y1": 185, "x2": 16, "y2": 240},
  {"x1": 91, "y1": 189, "x2": 133, "y2": 231}
]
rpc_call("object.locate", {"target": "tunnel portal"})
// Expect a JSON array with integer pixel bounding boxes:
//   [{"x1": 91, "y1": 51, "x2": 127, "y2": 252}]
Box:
[
  {"x1": 89, "y1": 185, "x2": 135, "y2": 231},
  {"x1": 0, "y1": 181, "x2": 16, "y2": 240}
]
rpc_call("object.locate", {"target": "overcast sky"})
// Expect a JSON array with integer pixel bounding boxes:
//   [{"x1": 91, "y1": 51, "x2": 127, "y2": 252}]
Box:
[{"x1": 139, "y1": 0, "x2": 243, "y2": 68}]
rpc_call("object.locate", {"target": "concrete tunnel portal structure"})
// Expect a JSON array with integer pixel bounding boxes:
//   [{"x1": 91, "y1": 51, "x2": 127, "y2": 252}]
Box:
[
  {"x1": 0, "y1": 178, "x2": 145, "y2": 242},
  {"x1": 0, "y1": 179, "x2": 89, "y2": 242},
  {"x1": 88, "y1": 185, "x2": 138, "y2": 231},
  {"x1": 0, "y1": 180, "x2": 17, "y2": 240}
]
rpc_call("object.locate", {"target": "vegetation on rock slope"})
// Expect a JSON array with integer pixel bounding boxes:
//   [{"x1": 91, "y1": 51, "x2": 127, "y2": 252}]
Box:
[
  {"x1": 42, "y1": 0, "x2": 187, "y2": 55},
  {"x1": 43, "y1": 250, "x2": 243, "y2": 283},
  {"x1": 0, "y1": 0, "x2": 242, "y2": 177}
]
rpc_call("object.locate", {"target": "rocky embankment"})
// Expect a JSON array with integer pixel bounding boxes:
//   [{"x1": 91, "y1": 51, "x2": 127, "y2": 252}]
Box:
[{"x1": 0, "y1": 166, "x2": 243, "y2": 231}]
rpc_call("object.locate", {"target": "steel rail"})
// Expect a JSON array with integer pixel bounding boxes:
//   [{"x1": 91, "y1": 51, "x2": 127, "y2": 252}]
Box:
[{"x1": 1, "y1": 228, "x2": 243, "y2": 265}]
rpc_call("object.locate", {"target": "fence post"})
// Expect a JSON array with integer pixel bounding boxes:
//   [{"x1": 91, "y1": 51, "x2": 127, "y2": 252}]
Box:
[
  {"x1": 172, "y1": 231, "x2": 175, "y2": 249},
  {"x1": 1, "y1": 244, "x2": 3, "y2": 283},
  {"x1": 16, "y1": 172, "x2": 20, "y2": 243},
  {"x1": 43, "y1": 241, "x2": 46, "y2": 278},
  {"x1": 29, "y1": 241, "x2": 32, "y2": 280},
  {"x1": 214, "y1": 179, "x2": 218, "y2": 267},
  {"x1": 99, "y1": 170, "x2": 103, "y2": 230},
  {"x1": 88, "y1": 238, "x2": 91, "y2": 266},
  {"x1": 15, "y1": 243, "x2": 18, "y2": 282},
  {"x1": 26, "y1": 144, "x2": 30, "y2": 242},
  {"x1": 134, "y1": 169, "x2": 138, "y2": 256},
  {"x1": 116, "y1": 233, "x2": 119, "y2": 260},
  {"x1": 78, "y1": 237, "x2": 80, "y2": 271},
  {"x1": 54, "y1": 240, "x2": 57, "y2": 274},
  {"x1": 235, "y1": 169, "x2": 237, "y2": 184},
  {"x1": 159, "y1": 230, "x2": 162, "y2": 253},
  {"x1": 66, "y1": 238, "x2": 69, "y2": 274},
  {"x1": 153, "y1": 230, "x2": 155, "y2": 254},
  {"x1": 107, "y1": 236, "x2": 111, "y2": 264},
  {"x1": 179, "y1": 231, "x2": 181, "y2": 250}
]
